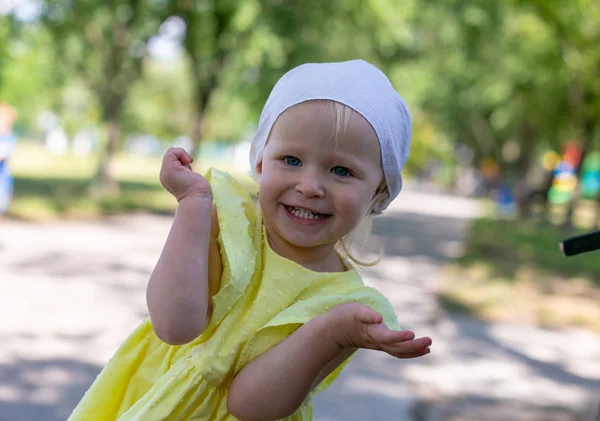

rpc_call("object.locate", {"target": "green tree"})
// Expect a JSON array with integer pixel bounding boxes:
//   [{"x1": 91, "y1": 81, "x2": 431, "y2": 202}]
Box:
[
  {"x1": 0, "y1": 14, "x2": 11, "y2": 92},
  {"x1": 122, "y1": 58, "x2": 194, "y2": 142},
  {"x1": 40, "y1": 0, "x2": 170, "y2": 193},
  {"x1": 168, "y1": 0, "x2": 421, "y2": 154},
  {"x1": 164, "y1": 0, "x2": 265, "y2": 156},
  {"x1": 514, "y1": 0, "x2": 600, "y2": 228},
  {"x1": 412, "y1": 2, "x2": 575, "y2": 195}
]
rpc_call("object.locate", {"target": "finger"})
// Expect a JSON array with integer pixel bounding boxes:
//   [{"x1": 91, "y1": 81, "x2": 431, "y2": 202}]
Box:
[
  {"x1": 163, "y1": 148, "x2": 182, "y2": 166},
  {"x1": 384, "y1": 337, "x2": 432, "y2": 355},
  {"x1": 181, "y1": 151, "x2": 196, "y2": 171},
  {"x1": 367, "y1": 325, "x2": 415, "y2": 345},
  {"x1": 164, "y1": 148, "x2": 190, "y2": 162},
  {"x1": 355, "y1": 305, "x2": 383, "y2": 325},
  {"x1": 366, "y1": 325, "x2": 412, "y2": 346},
  {"x1": 180, "y1": 150, "x2": 193, "y2": 166},
  {"x1": 389, "y1": 347, "x2": 431, "y2": 359}
]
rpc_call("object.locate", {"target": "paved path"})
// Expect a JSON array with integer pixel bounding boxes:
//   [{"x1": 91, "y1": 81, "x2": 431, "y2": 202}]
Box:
[{"x1": 0, "y1": 188, "x2": 598, "y2": 421}]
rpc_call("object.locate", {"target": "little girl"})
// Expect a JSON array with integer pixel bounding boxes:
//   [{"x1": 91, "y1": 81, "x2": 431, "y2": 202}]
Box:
[{"x1": 68, "y1": 59, "x2": 432, "y2": 421}]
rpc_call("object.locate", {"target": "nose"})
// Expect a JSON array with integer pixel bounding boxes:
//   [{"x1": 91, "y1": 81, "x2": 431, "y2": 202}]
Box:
[{"x1": 296, "y1": 170, "x2": 325, "y2": 198}]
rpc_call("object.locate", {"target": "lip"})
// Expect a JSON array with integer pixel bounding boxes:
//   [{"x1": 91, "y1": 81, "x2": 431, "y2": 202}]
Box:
[{"x1": 282, "y1": 204, "x2": 331, "y2": 226}]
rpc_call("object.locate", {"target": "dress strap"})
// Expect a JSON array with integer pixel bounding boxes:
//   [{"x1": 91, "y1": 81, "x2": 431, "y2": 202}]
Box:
[{"x1": 204, "y1": 168, "x2": 262, "y2": 329}]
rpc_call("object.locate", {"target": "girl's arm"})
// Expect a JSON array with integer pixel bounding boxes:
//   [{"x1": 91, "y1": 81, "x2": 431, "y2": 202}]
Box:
[
  {"x1": 146, "y1": 148, "x2": 222, "y2": 345},
  {"x1": 227, "y1": 313, "x2": 343, "y2": 421},
  {"x1": 147, "y1": 199, "x2": 222, "y2": 345},
  {"x1": 227, "y1": 303, "x2": 431, "y2": 421}
]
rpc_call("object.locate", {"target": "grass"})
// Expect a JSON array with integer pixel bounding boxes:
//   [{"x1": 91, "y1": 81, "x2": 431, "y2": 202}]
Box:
[
  {"x1": 7, "y1": 142, "x2": 256, "y2": 221},
  {"x1": 440, "y1": 217, "x2": 600, "y2": 333}
]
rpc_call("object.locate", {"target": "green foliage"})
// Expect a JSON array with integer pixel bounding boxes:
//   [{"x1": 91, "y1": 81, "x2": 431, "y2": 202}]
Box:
[
  {"x1": 515, "y1": 0, "x2": 600, "y2": 122},
  {"x1": 40, "y1": 0, "x2": 171, "y2": 123},
  {"x1": 192, "y1": 0, "x2": 421, "y2": 142},
  {"x1": 0, "y1": 15, "x2": 10, "y2": 90},
  {"x1": 122, "y1": 59, "x2": 194, "y2": 140},
  {"x1": 2, "y1": 0, "x2": 598, "y2": 181}
]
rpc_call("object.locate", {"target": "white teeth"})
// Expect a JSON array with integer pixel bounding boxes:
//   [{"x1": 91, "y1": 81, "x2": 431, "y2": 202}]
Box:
[{"x1": 288, "y1": 206, "x2": 324, "y2": 220}]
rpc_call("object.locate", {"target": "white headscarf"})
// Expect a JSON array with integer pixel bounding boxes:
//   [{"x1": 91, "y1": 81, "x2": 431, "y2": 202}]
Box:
[{"x1": 249, "y1": 59, "x2": 412, "y2": 213}]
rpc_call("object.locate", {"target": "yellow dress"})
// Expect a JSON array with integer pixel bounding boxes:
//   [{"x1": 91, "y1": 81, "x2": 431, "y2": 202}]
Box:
[{"x1": 68, "y1": 168, "x2": 400, "y2": 421}]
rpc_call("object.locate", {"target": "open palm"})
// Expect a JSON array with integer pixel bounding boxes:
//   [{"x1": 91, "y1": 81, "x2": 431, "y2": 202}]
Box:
[{"x1": 330, "y1": 303, "x2": 431, "y2": 359}]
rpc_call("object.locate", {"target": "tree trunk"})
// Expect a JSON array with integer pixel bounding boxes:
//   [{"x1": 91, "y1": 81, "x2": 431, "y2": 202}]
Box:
[
  {"x1": 190, "y1": 111, "x2": 204, "y2": 159},
  {"x1": 189, "y1": 61, "x2": 222, "y2": 158},
  {"x1": 514, "y1": 123, "x2": 537, "y2": 218},
  {"x1": 91, "y1": 119, "x2": 121, "y2": 196},
  {"x1": 539, "y1": 171, "x2": 555, "y2": 223},
  {"x1": 562, "y1": 119, "x2": 594, "y2": 231},
  {"x1": 562, "y1": 186, "x2": 581, "y2": 232},
  {"x1": 90, "y1": 83, "x2": 127, "y2": 195}
]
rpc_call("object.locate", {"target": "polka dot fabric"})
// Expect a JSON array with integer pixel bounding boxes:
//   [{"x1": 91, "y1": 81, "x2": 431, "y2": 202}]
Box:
[{"x1": 67, "y1": 168, "x2": 400, "y2": 421}]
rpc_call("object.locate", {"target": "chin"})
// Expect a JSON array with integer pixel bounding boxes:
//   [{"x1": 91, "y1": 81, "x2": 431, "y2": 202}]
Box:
[
  {"x1": 277, "y1": 227, "x2": 335, "y2": 248},
  {"x1": 283, "y1": 234, "x2": 326, "y2": 249}
]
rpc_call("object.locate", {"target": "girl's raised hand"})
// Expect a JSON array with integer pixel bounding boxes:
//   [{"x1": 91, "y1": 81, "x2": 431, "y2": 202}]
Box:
[
  {"x1": 327, "y1": 302, "x2": 431, "y2": 359},
  {"x1": 159, "y1": 148, "x2": 212, "y2": 202}
]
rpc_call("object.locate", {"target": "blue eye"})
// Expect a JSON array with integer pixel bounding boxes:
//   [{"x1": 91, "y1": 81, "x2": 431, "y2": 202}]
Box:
[
  {"x1": 284, "y1": 156, "x2": 302, "y2": 166},
  {"x1": 332, "y1": 166, "x2": 350, "y2": 177}
]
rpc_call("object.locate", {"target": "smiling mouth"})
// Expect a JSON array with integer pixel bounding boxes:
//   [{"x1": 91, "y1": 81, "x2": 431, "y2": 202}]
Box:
[{"x1": 285, "y1": 205, "x2": 330, "y2": 220}]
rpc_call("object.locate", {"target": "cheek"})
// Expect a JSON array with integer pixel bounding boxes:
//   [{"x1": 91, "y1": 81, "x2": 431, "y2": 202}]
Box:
[
  {"x1": 336, "y1": 187, "x2": 370, "y2": 218},
  {"x1": 258, "y1": 172, "x2": 281, "y2": 205}
]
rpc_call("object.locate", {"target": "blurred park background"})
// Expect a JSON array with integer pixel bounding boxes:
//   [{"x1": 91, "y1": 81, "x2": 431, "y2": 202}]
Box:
[{"x1": 1, "y1": 0, "x2": 600, "y2": 420}]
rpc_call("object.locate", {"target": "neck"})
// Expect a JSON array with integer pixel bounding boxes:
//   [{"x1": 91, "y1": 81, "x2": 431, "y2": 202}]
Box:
[{"x1": 265, "y1": 228, "x2": 345, "y2": 273}]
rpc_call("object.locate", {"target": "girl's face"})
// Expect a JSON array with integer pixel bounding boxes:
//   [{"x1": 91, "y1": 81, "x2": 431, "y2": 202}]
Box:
[{"x1": 256, "y1": 100, "x2": 383, "y2": 262}]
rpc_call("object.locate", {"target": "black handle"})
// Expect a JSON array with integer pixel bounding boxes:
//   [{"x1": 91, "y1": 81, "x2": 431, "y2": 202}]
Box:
[{"x1": 560, "y1": 230, "x2": 600, "y2": 256}]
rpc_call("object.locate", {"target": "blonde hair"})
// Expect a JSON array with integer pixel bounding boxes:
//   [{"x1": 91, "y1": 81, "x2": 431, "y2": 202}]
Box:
[
  {"x1": 336, "y1": 182, "x2": 388, "y2": 268},
  {"x1": 321, "y1": 101, "x2": 390, "y2": 268}
]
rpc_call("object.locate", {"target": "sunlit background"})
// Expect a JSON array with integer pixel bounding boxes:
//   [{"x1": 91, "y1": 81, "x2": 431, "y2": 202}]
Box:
[{"x1": 0, "y1": 1, "x2": 599, "y2": 420}]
